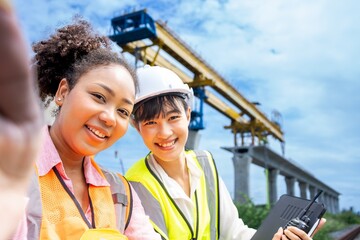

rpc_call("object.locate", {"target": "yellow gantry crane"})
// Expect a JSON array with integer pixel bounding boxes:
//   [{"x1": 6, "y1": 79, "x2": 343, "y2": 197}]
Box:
[{"x1": 109, "y1": 9, "x2": 284, "y2": 146}]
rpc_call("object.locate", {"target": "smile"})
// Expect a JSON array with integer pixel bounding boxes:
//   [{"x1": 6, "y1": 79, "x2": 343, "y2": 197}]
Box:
[
  {"x1": 86, "y1": 125, "x2": 107, "y2": 138},
  {"x1": 157, "y1": 140, "x2": 175, "y2": 148}
]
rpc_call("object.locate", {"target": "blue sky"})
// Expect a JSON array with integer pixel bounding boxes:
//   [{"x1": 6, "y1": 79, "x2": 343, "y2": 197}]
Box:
[{"x1": 13, "y1": 0, "x2": 360, "y2": 212}]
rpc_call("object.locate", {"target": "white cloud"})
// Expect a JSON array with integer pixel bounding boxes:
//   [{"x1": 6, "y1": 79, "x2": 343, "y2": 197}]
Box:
[{"x1": 13, "y1": 0, "x2": 360, "y2": 212}]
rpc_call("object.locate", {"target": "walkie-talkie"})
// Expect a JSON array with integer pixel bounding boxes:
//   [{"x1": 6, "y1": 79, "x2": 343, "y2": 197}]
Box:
[
  {"x1": 250, "y1": 193, "x2": 326, "y2": 240},
  {"x1": 284, "y1": 190, "x2": 323, "y2": 233}
]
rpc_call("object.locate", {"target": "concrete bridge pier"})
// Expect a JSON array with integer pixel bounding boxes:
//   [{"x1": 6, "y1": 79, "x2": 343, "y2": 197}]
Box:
[
  {"x1": 323, "y1": 193, "x2": 338, "y2": 214},
  {"x1": 232, "y1": 152, "x2": 252, "y2": 203},
  {"x1": 324, "y1": 193, "x2": 330, "y2": 213},
  {"x1": 299, "y1": 181, "x2": 308, "y2": 199},
  {"x1": 186, "y1": 130, "x2": 201, "y2": 150},
  {"x1": 285, "y1": 176, "x2": 296, "y2": 196},
  {"x1": 309, "y1": 185, "x2": 317, "y2": 199},
  {"x1": 268, "y1": 168, "x2": 279, "y2": 206},
  {"x1": 327, "y1": 193, "x2": 333, "y2": 213},
  {"x1": 333, "y1": 196, "x2": 340, "y2": 214}
]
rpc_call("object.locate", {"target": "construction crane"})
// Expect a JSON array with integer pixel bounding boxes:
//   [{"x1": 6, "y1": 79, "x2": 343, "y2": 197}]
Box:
[{"x1": 109, "y1": 9, "x2": 284, "y2": 146}]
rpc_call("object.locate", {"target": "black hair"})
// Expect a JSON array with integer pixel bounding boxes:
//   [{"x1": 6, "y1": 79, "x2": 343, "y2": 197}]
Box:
[{"x1": 132, "y1": 94, "x2": 189, "y2": 123}]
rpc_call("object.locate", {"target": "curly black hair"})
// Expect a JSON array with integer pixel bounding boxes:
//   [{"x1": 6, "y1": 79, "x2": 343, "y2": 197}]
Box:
[{"x1": 32, "y1": 18, "x2": 138, "y2": 106}]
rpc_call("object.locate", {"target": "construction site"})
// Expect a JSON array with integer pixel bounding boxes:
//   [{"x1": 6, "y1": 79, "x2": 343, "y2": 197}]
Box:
[{"x1": 108, "y1": 9, "x2": 340, "y2": 214}]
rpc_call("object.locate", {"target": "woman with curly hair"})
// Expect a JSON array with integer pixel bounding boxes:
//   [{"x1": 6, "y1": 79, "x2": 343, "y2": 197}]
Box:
[{"x1": 12, "y1": 18, "x2": 161, "y2": 240}]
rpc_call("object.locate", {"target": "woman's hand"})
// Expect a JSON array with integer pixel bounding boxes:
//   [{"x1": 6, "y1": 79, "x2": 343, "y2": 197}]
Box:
[
  {"x1": 272, "y1": 218, "x2": 326, "y2": 240},
  {"x1": 0, "y1": 1, "x2": 43, "y2": 239}
]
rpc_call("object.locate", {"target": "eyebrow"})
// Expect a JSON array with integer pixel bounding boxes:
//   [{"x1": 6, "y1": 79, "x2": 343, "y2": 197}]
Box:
[
  {"x1": 95, "y1": 83, "x2": 133, "y2": 105},
  {"x1": 165, "y1": 109, "x2": 182, "y2": 116},
  {"x1": 96, "y1": 83, "x2": 115, "y2": 96}
]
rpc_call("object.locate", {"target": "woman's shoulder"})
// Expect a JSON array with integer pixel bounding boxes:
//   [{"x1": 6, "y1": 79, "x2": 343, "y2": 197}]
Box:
[{"x1": 125, "y1": 157, "x2": 148, "y2": 180}]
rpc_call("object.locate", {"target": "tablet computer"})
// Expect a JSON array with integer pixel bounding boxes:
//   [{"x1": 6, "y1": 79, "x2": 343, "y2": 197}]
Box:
[{"x1": 251, "y1": 194, "x2": 326, "y2": 240}]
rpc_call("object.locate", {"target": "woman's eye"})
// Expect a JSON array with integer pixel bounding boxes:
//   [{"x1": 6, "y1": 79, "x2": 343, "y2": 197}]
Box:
[
  {"x1": 118, "y1": 109, "x2": 130, "y2": 118},
  {"x1": 144, "y1": 121, "x2": 156, "y2": 126},
  {"x1": 92, "y1": 93, "x2": 106, "y2": 102},
  {"x1": 169, "y1": 115, "x2": 180, "y2": 120}
]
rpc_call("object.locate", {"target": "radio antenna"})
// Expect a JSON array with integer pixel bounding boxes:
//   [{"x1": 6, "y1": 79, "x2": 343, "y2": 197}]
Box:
[{"x1": 298, "y1": 190, "x2": 323, "y2": 218}]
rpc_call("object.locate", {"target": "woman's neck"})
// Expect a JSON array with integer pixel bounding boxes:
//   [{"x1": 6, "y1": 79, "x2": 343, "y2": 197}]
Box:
[
  {"x1": 49, "y1": 125, "x2": 84, "y2": 171},
  {"x1": 155, "y1": 154, "x2": 191, "y2": 196}
]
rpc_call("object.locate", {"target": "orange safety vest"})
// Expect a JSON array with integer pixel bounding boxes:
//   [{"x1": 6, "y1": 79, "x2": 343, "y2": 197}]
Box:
[{"x1": 26, "y1": 158, "x2": 132, "y2": 239}]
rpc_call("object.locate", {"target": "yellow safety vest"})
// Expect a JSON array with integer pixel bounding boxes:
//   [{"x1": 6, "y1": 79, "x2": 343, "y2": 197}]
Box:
[
  {"x1": 26, "y1": 158, "x2": 132, "y2": 239},
  {"x1": 126, "y1": 150, "x2": 220, "y2": 240}
]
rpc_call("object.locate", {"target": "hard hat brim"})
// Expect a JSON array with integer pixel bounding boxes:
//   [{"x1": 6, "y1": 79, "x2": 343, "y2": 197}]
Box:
[
  {"x1": 134, "y1": 88, "x2": 192, "y2": 105},
  {"x1": 133, "y1": 91, "x2": 190, "y2": 115}
]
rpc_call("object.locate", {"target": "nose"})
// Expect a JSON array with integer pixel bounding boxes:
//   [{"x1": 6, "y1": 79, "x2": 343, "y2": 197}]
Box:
[
  {"x1": 156, "y1": 122, "x2": 173, "y2": 139},
  {"x1": 99, "y1": 110, "x2": 116, "y2": 127}
]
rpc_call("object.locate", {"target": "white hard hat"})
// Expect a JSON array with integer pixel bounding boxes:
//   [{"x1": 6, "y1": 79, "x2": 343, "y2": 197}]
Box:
[{"x1": 135, "y1": 65, "x2": 193, "y2": 105}]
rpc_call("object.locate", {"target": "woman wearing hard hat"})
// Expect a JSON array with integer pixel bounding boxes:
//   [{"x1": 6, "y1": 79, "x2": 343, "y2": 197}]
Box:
[{"x1": 126, "y1": 65, "x2": 325, "y2": 240}]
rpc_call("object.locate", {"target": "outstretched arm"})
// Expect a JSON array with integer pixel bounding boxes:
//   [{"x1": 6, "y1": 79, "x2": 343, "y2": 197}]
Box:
[{"x1": 0, "y1": 0, "x2": 43, "y2": 238}]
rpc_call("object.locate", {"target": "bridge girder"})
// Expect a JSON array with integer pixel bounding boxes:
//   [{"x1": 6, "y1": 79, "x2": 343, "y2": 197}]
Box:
[{"x1": 110, "y1": 9, "x2": 284, "y2": 144}]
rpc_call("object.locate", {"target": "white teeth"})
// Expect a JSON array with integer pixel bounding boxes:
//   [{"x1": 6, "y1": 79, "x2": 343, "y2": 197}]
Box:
[
  {"x1": 88, "y1": 126, "x2": 106, "y2": 138},
  {"x1": 158, "y1": 141, "x2": 175, "y2": 147}
]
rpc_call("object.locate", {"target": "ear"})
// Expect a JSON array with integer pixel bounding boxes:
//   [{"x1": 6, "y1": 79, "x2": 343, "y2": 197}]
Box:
[
  {"x1": 55, "y1": 78, "x2": 70, "y2": 106},
  {"x1": 186, "y1": 107, "x2": 191, "y2": 123}
]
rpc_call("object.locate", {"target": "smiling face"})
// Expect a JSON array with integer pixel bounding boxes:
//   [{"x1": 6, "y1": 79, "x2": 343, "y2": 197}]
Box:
[
  {"x1": 136, "y1": 97, "x2": 191, "y2": 164},
  {"x1": 51, "y1": 64, "x2": 135, "y2": 159}
]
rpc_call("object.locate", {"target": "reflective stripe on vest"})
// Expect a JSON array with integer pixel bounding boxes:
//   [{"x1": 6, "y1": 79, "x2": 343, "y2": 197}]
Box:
[
  {"x1": 101, "y1": 168, "x2": 132, "y2": 231},
  {"x1": 190, "y1": 150, "x2": 220, "y2": 239},
  {"x1": 26, "y1": 160, "x2": 131, "y2": 239},
  {"x1": 127, "y1": 150, "x2": 220, "y2": 240}
]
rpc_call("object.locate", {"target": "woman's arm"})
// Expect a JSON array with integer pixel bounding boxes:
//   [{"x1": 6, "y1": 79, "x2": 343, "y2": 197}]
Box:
[
  {"x1": 0, "y1": 1, "x2": 43, "y2": 239},
  {"x1": 218, "y1": 178, "x2": 257, "y2": 239},
  {"x1": 124, "y1": 184, "x2": 162, "y2": 240}
]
